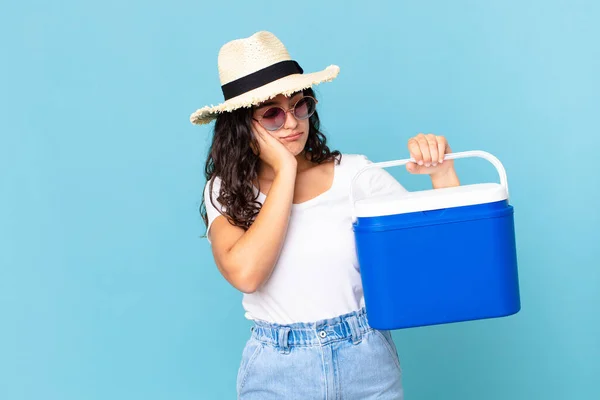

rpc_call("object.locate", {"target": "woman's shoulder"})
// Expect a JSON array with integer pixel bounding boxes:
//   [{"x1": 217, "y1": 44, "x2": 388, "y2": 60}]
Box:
[
  {"x1": 203, "y1": 175, "x2": 226, "y2": 211},
  {"x1": 204, "y1": 175, "x2": 222, "y2": 195},
  {"x1": 333, "y1": 154, "x2": 374, "y2": 188},
  {"x1": 338, "y1": 153, "x2": 371, "y2": 170}
]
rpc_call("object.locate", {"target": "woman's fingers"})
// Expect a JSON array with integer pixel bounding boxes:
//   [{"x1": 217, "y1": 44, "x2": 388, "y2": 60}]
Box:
[
  {"x1": 406, "y1": 133, "x2": 453, "y2": 175},
  {"x1": 417, "y1": 134, "x2": 432, "y2": 166},
  {"x1": 408, "y1": 137, "x2": 423, "y2": 168},
  {"x1": 436, "y1": 135, "x2": 447, "y2": 164},
  {"x1": 426, "y1": 134, "x2": 439, "y2": 167}
]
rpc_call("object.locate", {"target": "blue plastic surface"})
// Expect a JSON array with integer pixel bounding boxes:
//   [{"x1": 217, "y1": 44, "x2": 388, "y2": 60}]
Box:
[{"x1": 353, "y1": 200, "x2": 520, "y2": 329}]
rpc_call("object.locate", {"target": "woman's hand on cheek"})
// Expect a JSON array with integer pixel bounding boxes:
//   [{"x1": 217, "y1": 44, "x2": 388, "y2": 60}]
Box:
[{"x1": 252, "y1": 121, "x2": 297, "y2": 174}]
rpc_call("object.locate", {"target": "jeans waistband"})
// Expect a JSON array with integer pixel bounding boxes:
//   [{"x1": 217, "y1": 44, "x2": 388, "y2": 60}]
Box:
[{"x1": 251, "y1": 308, "x2": 373, "y2": 352}]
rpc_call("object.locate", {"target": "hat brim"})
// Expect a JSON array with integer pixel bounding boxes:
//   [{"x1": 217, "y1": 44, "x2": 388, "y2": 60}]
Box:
[{"x1": 189, "y1": 65, "x2": 340, "y2": 125}]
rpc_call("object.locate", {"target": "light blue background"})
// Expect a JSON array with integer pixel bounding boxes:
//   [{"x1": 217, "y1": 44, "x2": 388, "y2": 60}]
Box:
[{"x1": 2, "y1": 0, "x2": 599, "y2": 399}]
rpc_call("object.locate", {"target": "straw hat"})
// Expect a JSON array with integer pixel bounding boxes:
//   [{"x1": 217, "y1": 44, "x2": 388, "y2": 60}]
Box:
[{"x1": 189, "y1": 31, "x2": 340, "y2": 125}]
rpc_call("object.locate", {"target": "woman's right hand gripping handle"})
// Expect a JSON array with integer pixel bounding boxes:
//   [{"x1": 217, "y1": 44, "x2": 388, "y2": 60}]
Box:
[{"x1": 207, "y1": 124, "x2": 297, "y2": 294}]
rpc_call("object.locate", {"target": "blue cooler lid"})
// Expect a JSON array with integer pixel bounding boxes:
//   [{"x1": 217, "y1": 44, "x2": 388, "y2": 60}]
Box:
[{"x1": 351, "y1": 150, "x2": 510, "y2": 219}]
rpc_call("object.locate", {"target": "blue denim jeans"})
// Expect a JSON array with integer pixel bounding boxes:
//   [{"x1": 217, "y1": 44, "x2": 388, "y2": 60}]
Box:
[{"x1": 237, "y1": 308, "x2": 404, "y2": 399}]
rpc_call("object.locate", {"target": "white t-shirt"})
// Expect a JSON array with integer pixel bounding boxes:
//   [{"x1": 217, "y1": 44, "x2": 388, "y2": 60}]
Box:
[{"x1": 204, "y1": 154, "x2": 407, "y2": 324}]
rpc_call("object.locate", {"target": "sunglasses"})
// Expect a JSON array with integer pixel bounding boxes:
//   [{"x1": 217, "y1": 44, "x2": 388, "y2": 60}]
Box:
[{"x1": 253, "y1": 96, "x2": 318, "y2": 131}]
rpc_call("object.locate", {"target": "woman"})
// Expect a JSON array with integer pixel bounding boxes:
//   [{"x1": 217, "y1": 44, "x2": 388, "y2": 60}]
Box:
[{"x1": 190, "y1": 31, "x2": 460, "y2": 399}]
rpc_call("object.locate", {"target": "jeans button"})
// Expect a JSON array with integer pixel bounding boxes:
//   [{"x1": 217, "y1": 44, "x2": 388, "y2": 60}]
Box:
[{"x1": 319, "y1": 331, "x2": 327, "y2": 338}]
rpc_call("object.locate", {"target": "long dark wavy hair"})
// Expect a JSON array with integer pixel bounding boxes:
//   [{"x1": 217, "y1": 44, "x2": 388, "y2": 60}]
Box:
[{"x1": 200, "y1": 88, "x2": 341, "y2": 233}]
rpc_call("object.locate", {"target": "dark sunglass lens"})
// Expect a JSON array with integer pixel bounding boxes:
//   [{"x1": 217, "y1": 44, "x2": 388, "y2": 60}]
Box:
[
  {"x1": 261, "y1": 107, "x2": 285, "y2": 130},
  {"x1": 294, "y1": 97, "x2": 315, "y2": 119}
]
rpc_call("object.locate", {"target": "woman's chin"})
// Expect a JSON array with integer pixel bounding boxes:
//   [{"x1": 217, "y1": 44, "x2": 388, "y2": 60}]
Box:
[{"x1": 285, "y1": 141, "x2": 307, "y2": 157}]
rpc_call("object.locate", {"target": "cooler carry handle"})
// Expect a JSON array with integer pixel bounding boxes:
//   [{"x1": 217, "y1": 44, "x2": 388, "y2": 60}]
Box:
[{"x1": 349, "y1": 150, "x2": 509, "y2": 218}]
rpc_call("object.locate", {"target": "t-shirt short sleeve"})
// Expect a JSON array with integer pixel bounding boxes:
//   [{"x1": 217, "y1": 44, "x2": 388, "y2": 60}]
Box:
[
  {"x1": 203, "y1": 176, "x2": 226, "y2": 243},
  {"x1": 352, "y1": 154, "x2": 408, "y2": 203}
]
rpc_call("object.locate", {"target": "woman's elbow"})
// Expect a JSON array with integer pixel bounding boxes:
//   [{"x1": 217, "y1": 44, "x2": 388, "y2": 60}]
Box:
[{"x1": 220, "y1": 263, "x2": 265, "y2": 294}]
